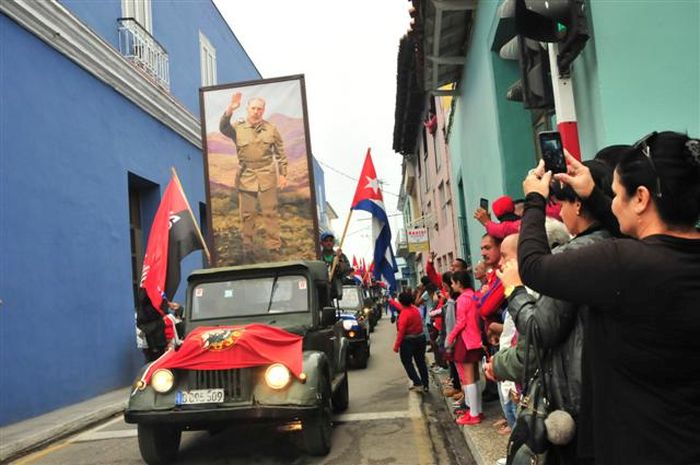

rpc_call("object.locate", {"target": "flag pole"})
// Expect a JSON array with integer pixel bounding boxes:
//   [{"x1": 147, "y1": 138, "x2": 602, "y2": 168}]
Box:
[
  {"x1": 329, "y1": 208, "x2": 354, "y2": 279},
  {"x1": 170, "y1": 167, "x2": 212, "y2": 265}
]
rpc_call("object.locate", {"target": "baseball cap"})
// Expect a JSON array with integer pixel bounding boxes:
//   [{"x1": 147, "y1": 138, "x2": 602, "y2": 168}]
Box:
[
  {"x1": 320, "y1": 232, "x2": 335, "y2": 242},
  {"x1": 492, "y1": 195, "x2": 515, "y2": 219}
]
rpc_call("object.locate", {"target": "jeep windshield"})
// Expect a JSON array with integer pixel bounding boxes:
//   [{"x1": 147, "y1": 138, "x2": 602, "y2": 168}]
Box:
[
  {"x1": 339, "y1": 286, "x2": 362, "y2": 309},
  {"x1": 190, "y1": 275, "x2": 309, "y2": 320}
]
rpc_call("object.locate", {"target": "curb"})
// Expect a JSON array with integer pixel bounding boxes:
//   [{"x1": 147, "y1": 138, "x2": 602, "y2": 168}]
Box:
[
  {"x1": 0, "y1": 388, "x2": 129, "y2": 463},
  {"x1": 433, "y1": 371, "x2": 508, "y2": 465}
]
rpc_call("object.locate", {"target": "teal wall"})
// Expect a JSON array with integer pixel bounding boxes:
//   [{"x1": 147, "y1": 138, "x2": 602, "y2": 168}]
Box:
[
  {"x1": 449, "y1": 0, "x2": 699, "y2": 264},
  {"x1": 448, "y1": 0, "x2": 536, "y2": 265},
  {"x1": 573, "y1": 0, "x2": 700, "y2": 159}
]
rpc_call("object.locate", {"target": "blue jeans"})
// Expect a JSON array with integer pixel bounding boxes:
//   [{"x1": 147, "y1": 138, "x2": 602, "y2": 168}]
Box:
[
  {"x1": 497, "y1": 383, "x2": 517, "y2": 427},
  {"x1": 399, "y1": 336, "x2": 429, "y2": 387}
]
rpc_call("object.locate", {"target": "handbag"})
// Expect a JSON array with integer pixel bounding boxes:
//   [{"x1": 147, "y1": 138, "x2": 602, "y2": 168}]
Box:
[{"x1": 506, "y1": 320, "x2": 551, "y2": 465}]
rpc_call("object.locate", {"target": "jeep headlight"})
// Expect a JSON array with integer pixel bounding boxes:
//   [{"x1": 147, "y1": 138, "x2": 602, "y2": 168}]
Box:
[
  {"x1": 348, "y1": 330, "x2": 356, "y2": 338},
  {"x1": 151, "y1": 369, "x2": 174, "y2": 393},
  {"x1": 265, "y1": 363, "x2": 291, "y2": 390},
  {"x1": 342, "y1": 320, "x2": 354, "y2": 331},
  {"x1": 363, "y1": 307, "x2": 371, "y2": 315}
]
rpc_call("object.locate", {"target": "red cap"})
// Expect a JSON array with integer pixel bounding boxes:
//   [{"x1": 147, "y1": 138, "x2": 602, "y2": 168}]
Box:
[{"x1": 492, "y1": 196, "x2": 514, "y2": 218}]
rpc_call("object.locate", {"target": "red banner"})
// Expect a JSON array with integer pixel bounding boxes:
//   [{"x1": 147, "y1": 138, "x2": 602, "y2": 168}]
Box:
[
  {"x1": 142, "y1": 324, "x2": 304, "y2": 383},
  {"x1": 140, "y1": 175, "x2": 201, "y2": 314}
]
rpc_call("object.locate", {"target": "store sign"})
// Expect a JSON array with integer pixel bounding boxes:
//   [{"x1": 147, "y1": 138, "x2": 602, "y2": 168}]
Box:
[{"x1": 407, "y1": 228, "x2": 429, "y2": 253}]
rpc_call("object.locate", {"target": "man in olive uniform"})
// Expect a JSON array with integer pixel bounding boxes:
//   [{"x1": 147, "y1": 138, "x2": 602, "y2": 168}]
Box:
[
  {"x1": 219, "y1": 92, "x2": 287, "y2": 252},
  {"x1": 320, "y1": 232, "x2": 350, "y2": 299}
]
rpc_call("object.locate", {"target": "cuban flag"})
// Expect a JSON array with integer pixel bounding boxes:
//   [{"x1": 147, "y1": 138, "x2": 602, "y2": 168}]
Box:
[
  {"x1": 351, "y1": 149, "x2": 398, "y2": 292},
  {"x1": 351, "y1": 256, "x2": 363, "y2": 284}
]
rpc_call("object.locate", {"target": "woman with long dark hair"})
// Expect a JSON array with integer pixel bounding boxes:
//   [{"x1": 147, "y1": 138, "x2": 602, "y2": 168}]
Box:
[{"x1": 517, "y1": 131, "x2": 700, "y2": 465}]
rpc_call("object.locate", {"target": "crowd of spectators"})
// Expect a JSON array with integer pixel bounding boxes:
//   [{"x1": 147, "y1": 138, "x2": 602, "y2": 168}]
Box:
[{"x1": 391, "y1": 131, "x2": 700, "y2": 465}]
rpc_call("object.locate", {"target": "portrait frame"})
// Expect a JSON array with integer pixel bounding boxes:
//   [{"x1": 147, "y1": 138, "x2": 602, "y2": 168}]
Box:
[{"x1": 199, "y1": 74, "x2": 320, "y2": 267}]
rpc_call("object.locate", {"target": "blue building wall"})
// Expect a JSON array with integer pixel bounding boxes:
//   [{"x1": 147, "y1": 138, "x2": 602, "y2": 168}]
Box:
[
  {"x1": 60, "y1": 0, "x2": 259, "y2": 114},
  {"x1": 312, "y1": 158, "x2": 329, "y2": 233},
  {"x1": 0, "y1": 2, "x2": 260, "y2": 425}
]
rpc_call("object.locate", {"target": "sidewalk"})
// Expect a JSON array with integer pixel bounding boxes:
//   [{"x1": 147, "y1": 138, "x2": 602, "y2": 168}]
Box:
[
  {"x1": 433, "y1": 370, "x2": 509, "y2": 465},
  {"x1": 0, "y1": 387, "x2": 130, "y2": 463}
]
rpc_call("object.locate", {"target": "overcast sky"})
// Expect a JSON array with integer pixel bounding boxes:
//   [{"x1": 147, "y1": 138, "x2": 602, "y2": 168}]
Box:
[{"x1": 213, "y1": 0, "x2": 410, "y2": 263}]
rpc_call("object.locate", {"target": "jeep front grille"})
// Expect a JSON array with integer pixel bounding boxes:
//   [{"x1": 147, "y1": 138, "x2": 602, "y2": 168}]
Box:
[{"x1": 190, "y1": 369, "x2": 246, "y2": 400}]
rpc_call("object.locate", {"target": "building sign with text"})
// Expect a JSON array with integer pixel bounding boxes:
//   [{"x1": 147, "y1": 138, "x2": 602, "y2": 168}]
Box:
[{"x1": 407, "y1": 228, "x2": 429, "y2": 253}]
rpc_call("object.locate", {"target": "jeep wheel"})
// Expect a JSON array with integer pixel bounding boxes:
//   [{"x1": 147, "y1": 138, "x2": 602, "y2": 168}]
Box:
[
  {"x1": 303, "y1": 376, "x2": 332, "y2": 456},
  {"x1": 332, "y1": 371, "x2": 349, "y2": 413},
  {"x1": 355, "y1": 349, "x2": 369, "y2": 369},
  {"x1": 137, "y1": 424, "x2": 181, "y2": 465}
]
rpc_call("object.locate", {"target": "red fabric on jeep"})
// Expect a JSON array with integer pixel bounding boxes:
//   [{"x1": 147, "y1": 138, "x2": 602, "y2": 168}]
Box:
[{"x1": 141, "y1": 324, "x2": 303, "y2": 383}]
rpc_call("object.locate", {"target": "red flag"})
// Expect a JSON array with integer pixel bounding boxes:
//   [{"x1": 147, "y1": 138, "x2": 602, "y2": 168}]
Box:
[
  {"x1": 140, "y1": 324, "x2": 303, "y2": 383},
  {"x1": 352, "y1": 256, "x2": 358, "y2": 270},
  {"x1": 351, "y1": 149, "x2": 384, "y2": 209},
  {"x1": 140, "y1": 175, "x2": 202, "y2": 314}
]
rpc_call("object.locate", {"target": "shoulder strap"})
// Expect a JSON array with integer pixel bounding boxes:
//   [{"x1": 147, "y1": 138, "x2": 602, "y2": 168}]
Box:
[{"x1": 522, "y1": 319, "x2": 550, "y2": 400}]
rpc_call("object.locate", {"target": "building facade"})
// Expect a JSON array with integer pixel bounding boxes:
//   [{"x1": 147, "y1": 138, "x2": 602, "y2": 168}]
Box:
[
  {"x1": 394, "y1": 0, "x2": 699, "y2": 267},
  {"x1": 394, "y1": 20, "x2": 463, "y2": 281},
  {"x1": 0, "y1": 0, "x2": 259, "y2": 425}
]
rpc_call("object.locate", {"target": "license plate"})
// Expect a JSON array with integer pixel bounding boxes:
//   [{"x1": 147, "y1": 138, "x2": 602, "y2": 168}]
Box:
[{"x1": 176, "y1": 389, "x2": 225, "y2": 405}]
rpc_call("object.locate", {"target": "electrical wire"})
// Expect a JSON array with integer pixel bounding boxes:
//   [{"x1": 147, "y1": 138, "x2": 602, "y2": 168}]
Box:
[{"x1": 316, "y1": 158, "x2": 400, "y2": 198}]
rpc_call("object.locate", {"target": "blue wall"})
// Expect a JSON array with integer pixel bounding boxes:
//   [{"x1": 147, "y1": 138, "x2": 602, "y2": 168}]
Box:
[
  {"x1": 0, "y1": 1, "x2": 259, "y2": 425},
  {"x1": 60, "y1": 0, "x2": 260, "y2": 113},
  {"x1": 312, "y1": 158, "x2": 329, "y2": 232}
]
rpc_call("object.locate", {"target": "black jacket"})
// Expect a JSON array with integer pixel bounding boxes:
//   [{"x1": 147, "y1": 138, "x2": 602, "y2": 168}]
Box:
[{"x1": 492, "y1": 228, "x2": 611, "y2": 416}]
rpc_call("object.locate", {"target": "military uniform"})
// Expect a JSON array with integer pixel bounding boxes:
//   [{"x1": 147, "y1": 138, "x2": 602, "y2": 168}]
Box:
[{"x1": 220, "y1": 114, "x2": 288, "y2": 250}]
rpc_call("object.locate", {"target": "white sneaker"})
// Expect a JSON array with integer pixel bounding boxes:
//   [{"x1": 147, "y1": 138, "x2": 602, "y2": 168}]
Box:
[{"x1": 496, "y1": 458, "x2": 507, "y2": 465}]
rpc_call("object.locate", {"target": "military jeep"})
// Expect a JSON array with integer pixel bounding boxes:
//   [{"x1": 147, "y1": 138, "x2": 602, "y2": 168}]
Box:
[{"x1": 124, "y1": 261, "x2": 349, "y2": 464}]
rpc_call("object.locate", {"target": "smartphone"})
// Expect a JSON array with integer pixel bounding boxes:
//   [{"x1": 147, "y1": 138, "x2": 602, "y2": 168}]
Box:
[
  {"x1": 479, "y1": 198, "x2": 489, "y2": 211},
  {"x1": 538, "y1": 131, "x2": 567, "y2": 174}
]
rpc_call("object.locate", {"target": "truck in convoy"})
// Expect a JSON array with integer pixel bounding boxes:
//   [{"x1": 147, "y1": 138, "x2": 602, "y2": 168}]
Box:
[{"x1": 125, "y1": 261, "x2": 349, "y2": 464}]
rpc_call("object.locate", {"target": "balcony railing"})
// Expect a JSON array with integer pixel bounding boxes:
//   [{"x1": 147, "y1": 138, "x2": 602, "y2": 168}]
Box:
[{"x1": 118, "y1": 17, "x2": 170, "y2": 91}]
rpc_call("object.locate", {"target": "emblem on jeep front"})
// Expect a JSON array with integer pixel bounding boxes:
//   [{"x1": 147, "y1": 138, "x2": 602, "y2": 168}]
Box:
[{"x1": 200, "y1": 328, "x2": 244, "y2": 351}]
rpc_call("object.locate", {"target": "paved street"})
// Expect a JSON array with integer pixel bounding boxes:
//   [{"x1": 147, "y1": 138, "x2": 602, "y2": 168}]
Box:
[{"x1": 10, "y1": 318, "x2": 475, "y2": 465}]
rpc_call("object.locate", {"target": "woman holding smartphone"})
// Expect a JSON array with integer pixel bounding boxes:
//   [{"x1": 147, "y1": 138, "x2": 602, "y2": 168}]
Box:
[
  {"x1": 445, "y1": 270, "x2": 484, "y2": 425},
  {"x1": 517, "y1": 131, "x2": 700, "y2": 465}
]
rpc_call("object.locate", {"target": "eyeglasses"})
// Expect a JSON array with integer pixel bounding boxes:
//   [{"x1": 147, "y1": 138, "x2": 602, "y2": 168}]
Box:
[{"x1": 634, "y1": 131, "x2": 662, "y2": 198}]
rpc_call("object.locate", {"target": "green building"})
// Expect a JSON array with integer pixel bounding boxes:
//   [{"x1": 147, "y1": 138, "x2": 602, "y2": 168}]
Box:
[{"x1": 394, "y1": 0, "x2": 699, "y2": 264}]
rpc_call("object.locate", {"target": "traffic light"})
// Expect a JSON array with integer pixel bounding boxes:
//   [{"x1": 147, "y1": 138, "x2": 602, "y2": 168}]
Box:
[
  {"x1": 500, "y1": 35, "x2": 553, "y2": 110},
  {"x1": 519, "y1": 37, "x2": 554, "y2": 109},
  {"x1": 515, "y1": 0, "x2": 589, "y2": 72}
]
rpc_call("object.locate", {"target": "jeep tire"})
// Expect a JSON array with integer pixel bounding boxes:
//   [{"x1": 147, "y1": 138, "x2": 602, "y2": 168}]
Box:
[
  {"x1": 303, "y1": 375, "x2": 332, "y2": 456},
  {"x1": 137, "y1": 424, "x2": 181, "y2": 465},
  {"x1": 355, "y1": 349, "x2": 369, "y2": 369},
  {"x1": 332, "y1": 371, "x2": 349, "y2": 413}
]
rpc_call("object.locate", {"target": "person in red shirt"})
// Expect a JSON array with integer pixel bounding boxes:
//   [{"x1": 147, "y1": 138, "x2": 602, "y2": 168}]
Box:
[
  {"x1": 474, "y1": 195, "x2": 521, "y2": 240},
  {"x1": 393, "y1": 291, "x2": 430, "y2": 392}
]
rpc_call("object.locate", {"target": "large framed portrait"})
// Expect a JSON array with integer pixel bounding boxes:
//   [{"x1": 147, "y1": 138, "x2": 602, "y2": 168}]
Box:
[{"x1": 199, "y1": 75, "x2": 319, "y2": 266}]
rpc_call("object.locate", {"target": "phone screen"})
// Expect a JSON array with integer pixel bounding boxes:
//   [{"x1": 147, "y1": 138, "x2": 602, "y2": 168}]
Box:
[
  {"x1": 538, "y1": 131, "x2": 567, "y2": 174},
  {"x1": 480, "y1": 198, "x2": 489, "y2": 211}
]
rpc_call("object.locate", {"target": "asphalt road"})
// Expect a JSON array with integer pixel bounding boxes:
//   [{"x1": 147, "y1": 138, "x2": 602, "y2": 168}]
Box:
[{"x1": 11, "y1": 316, "x2": 475, "y2": 465}]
